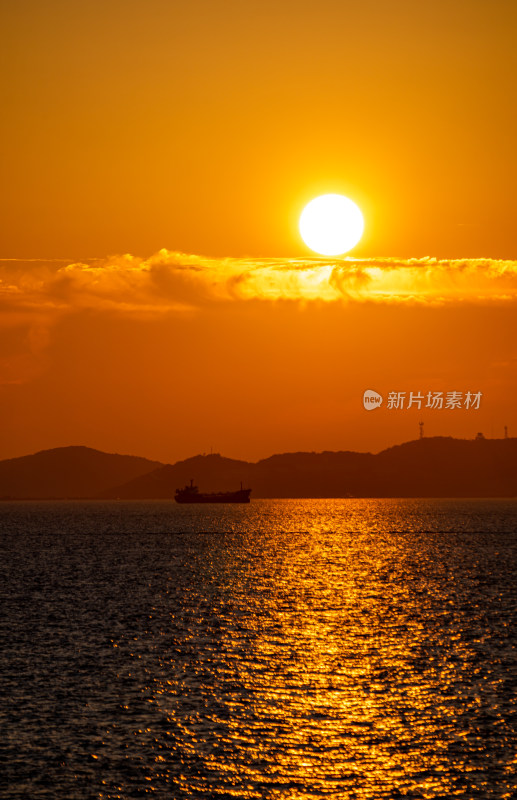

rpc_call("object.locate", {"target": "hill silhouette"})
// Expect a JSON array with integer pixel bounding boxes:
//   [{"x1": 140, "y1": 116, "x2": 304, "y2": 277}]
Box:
[
  {"x1": 1, "y1": 438, "x2": 516, "y2": 499},
  {"x1": 0, "y1": 446, "x2": 163, "y2": 499},
  {"x1": 102, "y1": 453, "x2": 253, "y2": 499},
  {"x1": 102, "y1": 437, "x2": 517, "y2": 499}
]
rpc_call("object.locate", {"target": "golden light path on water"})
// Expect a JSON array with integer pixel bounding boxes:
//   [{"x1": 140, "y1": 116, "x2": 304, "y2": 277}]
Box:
[{"x1": 2, "y1": 499, "x2": 516, "y2": 799}]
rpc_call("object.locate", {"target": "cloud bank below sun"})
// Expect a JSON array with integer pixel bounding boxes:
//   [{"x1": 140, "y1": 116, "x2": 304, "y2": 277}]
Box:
[
  {"x1": 1, "y1": 251, "x2": 517, "y2": 326},
  {"x1": 1, "y1": 249, "x2": 516, "y2": 464}
]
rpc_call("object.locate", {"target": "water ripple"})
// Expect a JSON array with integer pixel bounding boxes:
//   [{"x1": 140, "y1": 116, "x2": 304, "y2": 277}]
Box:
[{"x1": 1, "y1": 500, "x2": 516, "y2": 799}]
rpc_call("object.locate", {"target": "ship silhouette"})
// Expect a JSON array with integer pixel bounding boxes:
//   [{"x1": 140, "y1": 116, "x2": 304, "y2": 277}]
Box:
[{"x1": 174, "y1": 478, "x2": 251, "y2": 504}]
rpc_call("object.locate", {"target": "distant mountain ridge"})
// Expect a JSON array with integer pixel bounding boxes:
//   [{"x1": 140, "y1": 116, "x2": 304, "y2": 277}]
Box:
[
  {"x1": 0, "y1": 446, "x2": 163, "y2": 499},
  {"x1": 1, "y1": 438, "x2": 516, "y2": 499},
  {"x1": 102, "y1": 453, "x2": 253, "y2": 500}
]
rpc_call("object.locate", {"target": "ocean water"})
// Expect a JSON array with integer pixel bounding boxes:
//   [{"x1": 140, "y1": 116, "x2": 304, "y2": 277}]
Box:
[{"x1": 1, "y1": 499, "x2": 516, "y2": 799}]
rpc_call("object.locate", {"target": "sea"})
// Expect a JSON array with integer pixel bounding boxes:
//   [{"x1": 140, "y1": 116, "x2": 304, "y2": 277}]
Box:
[{"x1": 1, "y1": 499, "x2": 516, "y2": 799}]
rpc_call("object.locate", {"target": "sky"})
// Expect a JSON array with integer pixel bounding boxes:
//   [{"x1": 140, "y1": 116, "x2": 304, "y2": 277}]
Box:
[{"x1": 1, "y1": 0, "x2": 516, "y2": 462}]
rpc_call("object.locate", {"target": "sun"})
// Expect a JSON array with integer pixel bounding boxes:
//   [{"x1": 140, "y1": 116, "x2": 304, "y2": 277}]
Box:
[{"x1": 299, "y1": 194, "x2": 364, "y2": 256}]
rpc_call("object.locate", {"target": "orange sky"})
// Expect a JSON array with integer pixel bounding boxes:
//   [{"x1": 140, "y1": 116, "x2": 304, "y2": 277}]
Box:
[{"x1": 1, "y1": 1, "x2": 516, "y2": 462}]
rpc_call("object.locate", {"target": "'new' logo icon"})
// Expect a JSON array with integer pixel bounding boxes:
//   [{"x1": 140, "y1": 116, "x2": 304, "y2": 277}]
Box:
[{"x1": 363, "y1": 389, "x2": 383, "y2": 410}]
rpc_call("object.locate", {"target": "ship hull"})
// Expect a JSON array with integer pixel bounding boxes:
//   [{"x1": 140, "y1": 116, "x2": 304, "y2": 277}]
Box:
[{"x1": 175, "y1": 489, "x2": 251, "y2": 504}]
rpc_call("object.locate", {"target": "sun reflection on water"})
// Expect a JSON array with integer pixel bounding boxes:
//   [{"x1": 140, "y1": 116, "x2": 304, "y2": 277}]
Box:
[
  {"x1": 131, "y1": 502, "x2": 516, "y2": 798},
  {"x1": 2, "y1": 499, "x2": 516, "y2": 799}
]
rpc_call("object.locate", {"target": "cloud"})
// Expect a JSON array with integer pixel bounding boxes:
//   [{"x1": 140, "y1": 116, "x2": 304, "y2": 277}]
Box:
[
  {"x1": 1, "y1": 252, "x2": 517, "y2": 327},
  {"x1": 1, "y1": 251, "x2": 516, "y2": 388}
]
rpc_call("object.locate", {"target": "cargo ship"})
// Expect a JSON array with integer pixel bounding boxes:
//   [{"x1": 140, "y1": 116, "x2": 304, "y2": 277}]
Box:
[{"x1": 174, "y1": 479, "x2": 251, "y2": 504}]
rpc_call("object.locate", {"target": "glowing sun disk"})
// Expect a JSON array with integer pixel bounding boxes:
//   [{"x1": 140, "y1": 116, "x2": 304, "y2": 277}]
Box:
[{"x1": 299, "y1": 194, "x2": 364, "y2": 256}]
